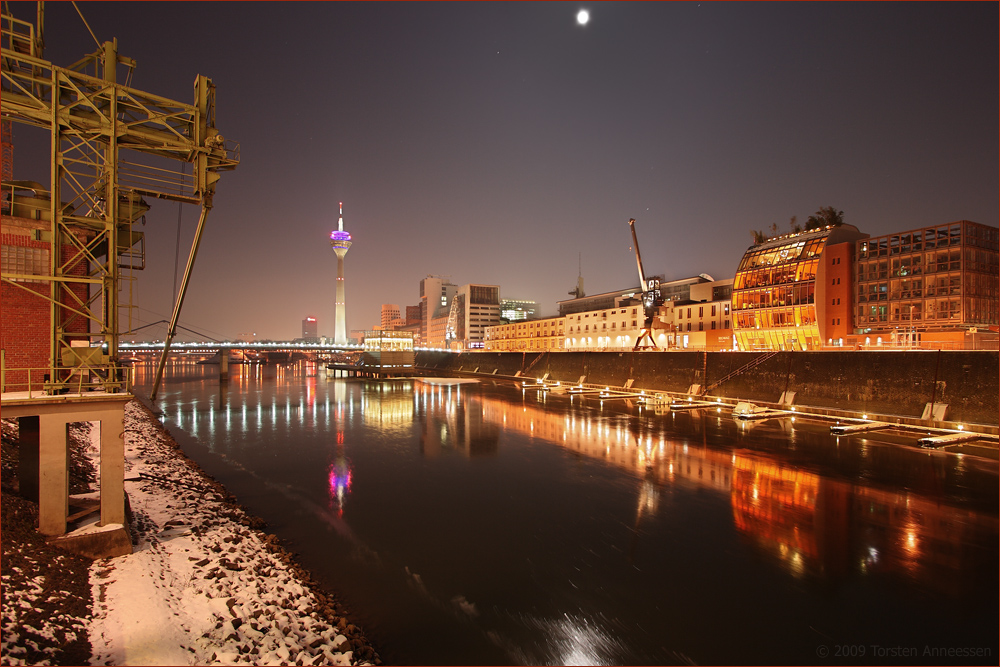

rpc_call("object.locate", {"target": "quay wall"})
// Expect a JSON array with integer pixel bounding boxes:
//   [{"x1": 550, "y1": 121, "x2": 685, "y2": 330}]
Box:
[{"x1": 415, "y1": 350, "x2": 999, "y2": 426}]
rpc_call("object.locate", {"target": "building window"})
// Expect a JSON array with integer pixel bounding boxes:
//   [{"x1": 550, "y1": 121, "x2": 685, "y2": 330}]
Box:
[
  {"x1": 1, "y1": 245, "x2": 48, "y2": 283},
  {"x1": 698, "y1": 306, "x2": 704, "y2": 317},
  {"x1": 711, "y1": 305, "x2": 716, "y2": 316}
]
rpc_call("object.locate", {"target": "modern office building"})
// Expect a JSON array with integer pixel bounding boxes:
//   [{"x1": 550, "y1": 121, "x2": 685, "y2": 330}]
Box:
[
  {"x1": 380, "y1": 304, "x2": 401, "y2": 330},
  {"x1": 447, "y1": 284, "x2": 502, "y2": 350},
  {"x1": 853, "y1": 220, "x2": 998, "y2": 347},
  {"x1": 301, "y1": 316, "x2": 319, "y2": 343},
  {"x1": 732, "y1": 224, "x2": 868, "y2": 351},
  {"x1": 419, "y1": 275, "x2": 458, "y2": 348},
  {"x1": 329, "y1": 202, "x2": 352, "y2": 345},
  {"x1": 500, "y1": 298, "x2": 539, "y2": 322}
]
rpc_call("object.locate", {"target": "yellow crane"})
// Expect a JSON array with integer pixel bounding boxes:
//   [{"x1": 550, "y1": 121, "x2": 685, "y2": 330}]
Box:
[
  {"x1": 1, "y1": 2, "x2": 238, "y2": 398},
  {"x1": 627, "y1": 218, "x2": 663, "y2": 350}
]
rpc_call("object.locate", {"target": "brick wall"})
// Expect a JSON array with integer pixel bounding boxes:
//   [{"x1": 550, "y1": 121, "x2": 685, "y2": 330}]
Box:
[{"x1": 2, "y1": 219, "x2": 93, "y2": 390}]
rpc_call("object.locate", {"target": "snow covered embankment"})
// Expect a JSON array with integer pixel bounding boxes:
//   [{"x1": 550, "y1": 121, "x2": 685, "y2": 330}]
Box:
[{"x1": 88, "y1": 401, "x2": 377, "y2": 666}]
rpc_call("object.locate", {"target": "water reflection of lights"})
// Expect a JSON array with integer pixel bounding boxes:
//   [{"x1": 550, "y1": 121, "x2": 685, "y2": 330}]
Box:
[
  {"x1": 515, "y1": 613, "x2": 626, "y2": 666},
  {"x1": 860, "y1": 546, "x2": 880, "y2": 573},
  {"x1": 637, "y1": 480, "x2": 658, "y2": 515}
]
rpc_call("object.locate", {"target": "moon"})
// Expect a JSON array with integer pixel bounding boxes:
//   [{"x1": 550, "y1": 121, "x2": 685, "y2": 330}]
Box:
[{"x1": 576, "y1": 9, "x2": 590, "y2": 26}]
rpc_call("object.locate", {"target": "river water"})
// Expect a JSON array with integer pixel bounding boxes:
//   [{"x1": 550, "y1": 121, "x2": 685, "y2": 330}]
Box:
[{"x1": 133, "y1": 361, "x2": 998, "y2": 666}]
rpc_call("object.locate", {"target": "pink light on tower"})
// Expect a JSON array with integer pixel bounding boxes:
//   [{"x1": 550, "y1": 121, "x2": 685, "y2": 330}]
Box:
[{"x1": 329, "y1": 201, "x2": 352, "y2": 345}]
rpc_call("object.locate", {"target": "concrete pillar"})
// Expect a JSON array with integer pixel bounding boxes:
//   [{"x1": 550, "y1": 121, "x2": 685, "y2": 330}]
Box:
[
  {"x1": 18, "y1": 415, "x2": 40, "y2": 503},
  {"x1": 38, "y1": 415, "x2": 69, "y2": 536},
  {"x1": 99, "y1": 410, "x2": 126, "y2": 526},
  {"x1": 220, "y1": 350, "x2": 230, "y2": 383}
]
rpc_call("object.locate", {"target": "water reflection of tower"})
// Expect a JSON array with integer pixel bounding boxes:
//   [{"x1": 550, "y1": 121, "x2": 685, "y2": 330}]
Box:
[
  {"x1": 328, "y1": 430, "x2": 352, "y2": 517},
  {"x1": 329, "y1": 202, "x2": 352, "y2": 346}
]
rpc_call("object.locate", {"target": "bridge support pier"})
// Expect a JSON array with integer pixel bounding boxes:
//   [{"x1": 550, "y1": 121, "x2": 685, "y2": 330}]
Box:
[{"x1": 219, "y1": 351, "x2": 229, "y2": 383}]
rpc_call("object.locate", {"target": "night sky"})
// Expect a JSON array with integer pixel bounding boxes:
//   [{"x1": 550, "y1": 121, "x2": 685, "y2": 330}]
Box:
[{"x1": 8, "y1": 2, "x2": 998, "y2": 342}]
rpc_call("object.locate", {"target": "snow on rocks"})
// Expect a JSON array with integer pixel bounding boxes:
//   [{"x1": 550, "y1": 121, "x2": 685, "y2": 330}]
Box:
[
  {"x1": 86, "y1": 401, "x2": 379, "y2": 666},
  {"x1": 2, "y1": 421, "x2": 95, "y2": 666}
]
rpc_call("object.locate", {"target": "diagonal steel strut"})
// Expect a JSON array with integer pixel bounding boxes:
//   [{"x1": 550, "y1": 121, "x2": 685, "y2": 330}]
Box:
[{"x1": 149, "y1": 197, "x2": 212, "y2": 400}]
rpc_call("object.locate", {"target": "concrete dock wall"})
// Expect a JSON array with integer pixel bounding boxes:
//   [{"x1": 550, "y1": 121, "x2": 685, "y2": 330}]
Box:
[{"x1": 416, "y1": 350, "x2": 999, "y2": 426}]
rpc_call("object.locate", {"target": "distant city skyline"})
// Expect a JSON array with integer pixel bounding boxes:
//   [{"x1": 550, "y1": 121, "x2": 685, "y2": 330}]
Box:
[{"x1": 7, "y1": 2, "x2": 997, "y2": 341}]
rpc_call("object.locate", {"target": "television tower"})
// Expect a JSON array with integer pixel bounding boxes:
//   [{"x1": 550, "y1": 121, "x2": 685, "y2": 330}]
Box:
[{"x1": 330, "y1": 202, "x2": 353, "y2": 345}]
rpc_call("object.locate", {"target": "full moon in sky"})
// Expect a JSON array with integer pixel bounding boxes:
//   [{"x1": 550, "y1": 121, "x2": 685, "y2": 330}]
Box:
[{"x1": 576, "y1": 9, "x2": 590, "y2": 26}]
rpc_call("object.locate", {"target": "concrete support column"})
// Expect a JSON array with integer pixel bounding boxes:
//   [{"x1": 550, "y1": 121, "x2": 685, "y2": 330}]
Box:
[
  {"x1": 99, "y1": 409, "x2": 126, "y2": 526},
  {"x1": 18, "y1": 415, "x2": 40, "y2": 503},
  {"x1": 220, "y1": 351, "x2": 230, "y2": 383},
  {"x1": 38, "y1": 414, "x2": 69, "y2": 536}
]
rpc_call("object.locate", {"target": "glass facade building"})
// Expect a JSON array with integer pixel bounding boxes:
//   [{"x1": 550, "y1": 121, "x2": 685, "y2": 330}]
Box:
[
  {"x1": 855, "y1": 220, "x2": 999, "y2": 334},
  {"x1": 732, "y1": 225, "x2": 867, "y2": 351}
]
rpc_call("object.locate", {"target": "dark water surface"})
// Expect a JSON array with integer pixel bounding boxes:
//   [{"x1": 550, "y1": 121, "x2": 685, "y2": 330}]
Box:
[{"x1": 135, "y1": 361, "x2": 999, "y2": 666}]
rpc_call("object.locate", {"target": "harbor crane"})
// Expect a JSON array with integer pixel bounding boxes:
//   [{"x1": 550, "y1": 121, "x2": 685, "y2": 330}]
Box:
[
  {"x1": 1, "y1": 2, "x2": 238, "y2": 399},
  {"x1": 628, "y1": 218, "x2": 663, "y2": 350}
]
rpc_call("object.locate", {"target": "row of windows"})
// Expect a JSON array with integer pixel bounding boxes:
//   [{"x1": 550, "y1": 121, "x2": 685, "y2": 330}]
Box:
[
  {"x1": 677, "y1": 320, "x2": 730, "y2": 332},
  {"x1": 469, "y1": 285, "x2": 500, "y2": 305},
  {"x1": 856, "y1": 250, "x2": 963, "y2": 280},
  {"x1": 733, "y1": 284, "x2": 816, "y2": 310},
  {"x1": 857, "y1": 300, "x2": 962, "y2": 323},
  {"x1": 677, "y1": 304, "x2": 730, "y2": 318},
  {"x1": 856, "y1": 275, "x2": 965, "y2": 302},
  {"x1": 735, "y1": 308, "x2": 818, "y2": 329},
  {"x1": 569, "y1": 321, "x2": 639, "y2": 333},
  {"x1": 574, "y1": 308, "x2": 639, "y2": 321},
  {"x1": 737, "y1": 238, "x2": 826, "y2": 272},
  {"x1": 858, "y1": 225, "x2": 964, "y2": 258},
  {"x1": 734, "y1": 260, "x2": 819, "y2": 290},
  {"x1": 734, "y1": 329, "x2": 822, "y2": 352}
]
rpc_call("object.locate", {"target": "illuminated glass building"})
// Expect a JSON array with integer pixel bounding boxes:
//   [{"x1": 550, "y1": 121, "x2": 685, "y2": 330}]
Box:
[
  {"x1": 500, "y1": 298, "x2": 539, "y2": 322},
  {"x1": 732, "y1": 225, "x2": 868, "y2": 350},
  {"x1": 854, "y1": 220, "x2": 999, "y2": 346}
]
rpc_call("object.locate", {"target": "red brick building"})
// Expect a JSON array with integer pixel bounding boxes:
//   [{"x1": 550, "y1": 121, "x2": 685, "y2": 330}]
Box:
[{"x1": 2, "y1": 184, "x2": 93, "y2": 391}]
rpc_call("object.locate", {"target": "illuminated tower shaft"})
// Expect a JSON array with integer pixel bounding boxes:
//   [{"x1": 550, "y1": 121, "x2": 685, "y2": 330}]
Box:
[{"x1": 329, "y1": 202, "x2": 352, "y2": 345}]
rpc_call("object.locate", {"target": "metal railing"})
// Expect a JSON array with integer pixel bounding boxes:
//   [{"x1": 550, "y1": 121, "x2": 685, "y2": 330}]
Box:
[{"x1": 1, "y1": 356, "x2": 132, "y2": 397}]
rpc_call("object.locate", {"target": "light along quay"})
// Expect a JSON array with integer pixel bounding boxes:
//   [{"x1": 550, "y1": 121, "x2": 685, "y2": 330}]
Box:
[{"x1": 120, "y1": 352, "x2": 998, "y2": 666}]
